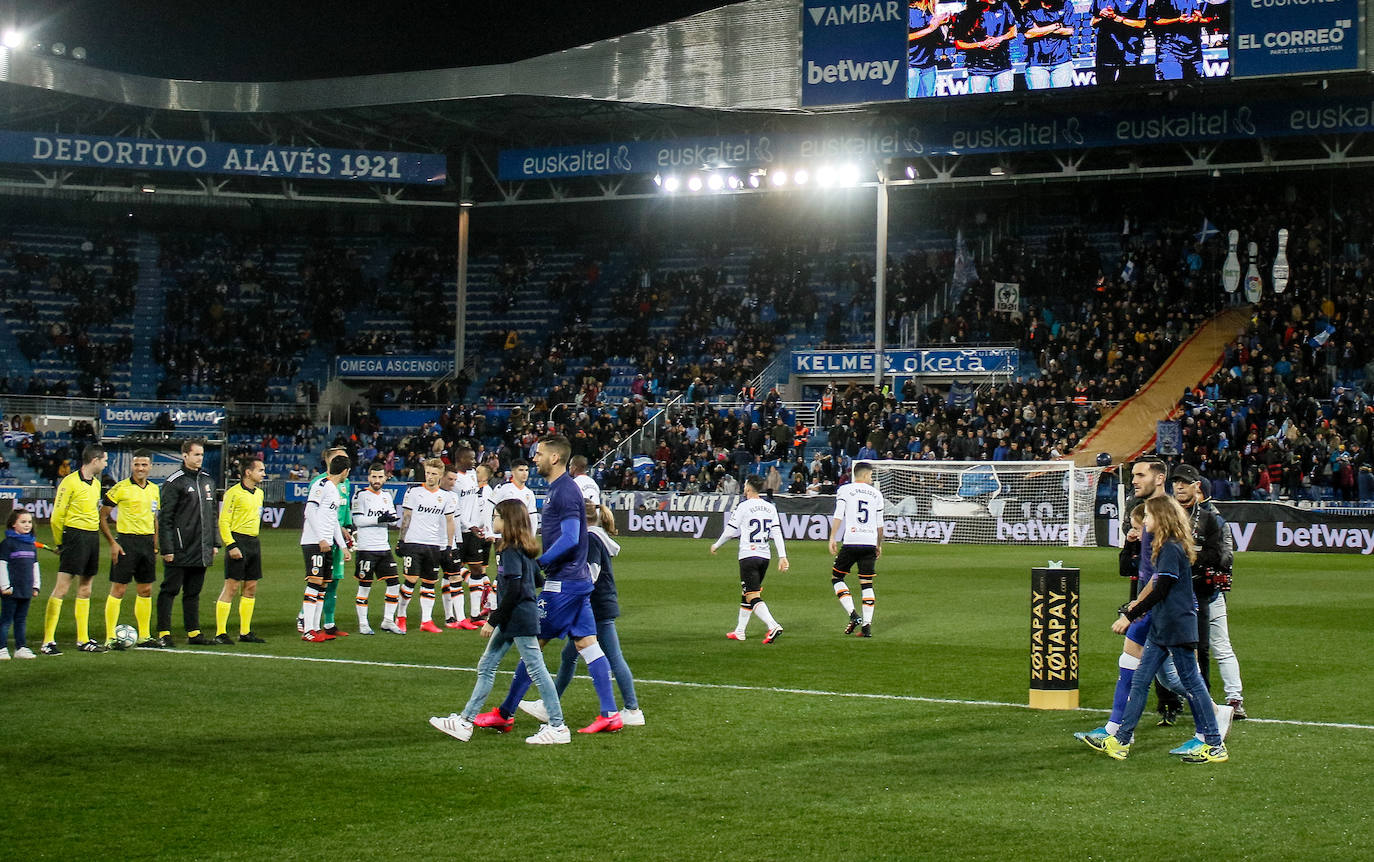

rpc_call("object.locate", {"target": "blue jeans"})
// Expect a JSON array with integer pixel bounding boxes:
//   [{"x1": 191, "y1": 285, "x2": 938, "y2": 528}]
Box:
[
  {"x1": 461, "y1": 628, "x2": 563, "y2": 726},
  {"x1": 1025, "y1": 61, "x2": 1074, "y2": 89},
  {"x1": 555, "y1": 618, "x2": 639, "y2": 710},
  {"x1": 969, "y1": 69, "x2": 1014, "y2": 93},
  {"x1": 0, "y1": 595, "x2": 32, "y2": 648},
  {"x1": 1115, "y1": 638, "x2": 1220, "y2": 746},
  {"x1": 908, "y1": 64, "x2": 937, "y2": 98}
]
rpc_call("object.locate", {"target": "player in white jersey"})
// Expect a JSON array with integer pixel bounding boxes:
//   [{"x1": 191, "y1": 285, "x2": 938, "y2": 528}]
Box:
[
  {"x1": 710, "y1": 475, "x2": 788, "y2": 643},
  {"x1": 570, "y1": 455, "x2": 600, "y2": 505},
  {"x1": 438, "y1": 464, "x2": 466, "y2": 628},
  {"x1": 395, "y1": 458, "x2": 456, "y2": 634},
  {"x1": 350, "y1": 462, "x2": 401, "y2": 636},
  {"x1": 299, "y1": 455, "x2": 352, "y2": 642},
  {"x1": 451, "y1": 446, "x2": 492, "y2": 629},
  {"x1": 491, "y1": 458, "x2": 539, "y2": 530},
  {"x1": 829, "y1": 461, "x2": 885, "y2": 637}
]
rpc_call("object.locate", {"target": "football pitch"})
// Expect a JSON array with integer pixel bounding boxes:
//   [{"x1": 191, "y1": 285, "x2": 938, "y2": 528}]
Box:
[{"x1": 2, "y1": 531, "x2": 1371, "y2": 861}]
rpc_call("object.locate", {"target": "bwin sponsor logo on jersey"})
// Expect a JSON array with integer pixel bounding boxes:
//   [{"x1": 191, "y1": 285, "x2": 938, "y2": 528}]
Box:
[
  {"x1": 807, "y1": 2, "x2": 902, "y2": 26},
  {"x1": 806, "y1": 58, "x2": 902, "y2": 86}
]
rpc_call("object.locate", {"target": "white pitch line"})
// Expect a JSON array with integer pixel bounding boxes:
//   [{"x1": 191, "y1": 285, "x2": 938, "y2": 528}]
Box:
[{"x1": 150, "y1": 648, "x2": 1374, "y2": 732}]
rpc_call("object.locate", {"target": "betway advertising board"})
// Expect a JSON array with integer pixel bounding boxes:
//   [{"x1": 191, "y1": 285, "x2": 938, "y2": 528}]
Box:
[
  {"x1": 802, "y1": 2, "x2": 908, "y2": 107},
  {"x1": 614, "y1": 495, "x2": 1374, "y2": 554}
]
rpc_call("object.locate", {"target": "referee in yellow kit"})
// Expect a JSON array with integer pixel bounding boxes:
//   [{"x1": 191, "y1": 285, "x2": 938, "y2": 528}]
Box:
[
  {"x1": 42, "y1": 444, "x2": 109, "y2": 654},
  {"x1": 215, "y1": 456, "x2": 267, "y2": 644},
  {"x1": 99, "y1": 449, "x2": 161, "y2": 649}
]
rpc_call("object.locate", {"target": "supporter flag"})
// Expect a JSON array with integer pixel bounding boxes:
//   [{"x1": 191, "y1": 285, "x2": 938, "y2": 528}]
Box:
[
  {"x1": 947, "y1": 381, "x2": 977, "y2": 410},
  {"x1": 993, "y1": 282, "x2": 1020, "y2": 313},
  {"x1": 1121, "y1": 259, "x2": 1136, "y2": 283},
  {"x1": 1308, "y1": 323, "x2": 1336, "y2": 349},
  {"x1": 1196, "y1": 219, "x2": 1220, "y2": 243},
  {"x1": 951, "y1": 229, "x2": 979, "y2": 295}
]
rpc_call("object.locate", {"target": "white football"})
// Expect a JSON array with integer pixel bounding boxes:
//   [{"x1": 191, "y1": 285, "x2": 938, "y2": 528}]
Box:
[{"x1": 114, "y1": 624, "x2": 138, "y2": 646}]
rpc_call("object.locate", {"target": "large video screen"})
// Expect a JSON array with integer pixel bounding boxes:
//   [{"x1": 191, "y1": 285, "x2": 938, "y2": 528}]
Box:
[
  {"x1": 905, "y1": 0, "x2": 1230, "y2": 97},
  {"x1": 801, "y1": 0, "x2": 1359, "y2": 107}
]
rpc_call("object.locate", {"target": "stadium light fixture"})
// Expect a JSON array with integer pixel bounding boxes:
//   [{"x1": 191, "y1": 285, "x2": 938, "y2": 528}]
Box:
[
  {"x1": 839, "y1": 163, "x2": 861, "y2": 186},
  {"x1": 71, "y1": 46, "x2": 86, "y2": 61},
  {"x1": 726, "y1": 175, "x2": 742, "y2": 190},
  {"x1": 793, "y1": 168, "x2": 809, "y2": 185},
  {"x1": 989, "y1": 166, "x2": 1006, "y2": 176},
  {"x1": 687, "y1": 175, "x2": 703, "y2": 192},
  {"x1": 1, "y1": 29, "x2": 22, "y2": 50},
  {"x1": 652, "y1": 173, "x2": 663, "y2": 187},
  {"x1": 51, "y1": 42, "x2": 65, "y2": 56},
  {"x1": 770, "y1": 170, "x2": 787, "y2": 187},
  {"x1": 707, "y1": 173, "x2": 724, "y2": 191},
  {"x1": 662, "y1": 175, "x2": 680, "y2": 192},
  {"x1": 905, "y1": 165, "x2": 918, "y2": 180},
  {"x1": 816, "y1": 165, "x2": 836, "y2": 188}
]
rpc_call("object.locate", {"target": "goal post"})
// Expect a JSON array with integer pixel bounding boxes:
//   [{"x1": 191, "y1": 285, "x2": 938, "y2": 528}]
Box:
[{"x1": 866, "y1": 460, "x2": 1103, "y2": 547}]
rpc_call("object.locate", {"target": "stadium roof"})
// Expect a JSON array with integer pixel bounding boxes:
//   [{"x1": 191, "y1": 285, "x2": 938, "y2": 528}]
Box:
[{"x1": 2, "y1": 0, "x2": 1373, "y2": 208}]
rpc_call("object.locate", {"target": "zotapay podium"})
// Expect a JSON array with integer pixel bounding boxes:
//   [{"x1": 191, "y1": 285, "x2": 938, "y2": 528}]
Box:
[{"x1": 1030, "y1": 566, "x2": 1079, "y2": 709}]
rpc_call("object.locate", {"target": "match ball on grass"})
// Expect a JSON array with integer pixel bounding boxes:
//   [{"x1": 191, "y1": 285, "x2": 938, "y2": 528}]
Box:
[{"x1": 114, "y1": 624, "x2": 138, "y2": 647}]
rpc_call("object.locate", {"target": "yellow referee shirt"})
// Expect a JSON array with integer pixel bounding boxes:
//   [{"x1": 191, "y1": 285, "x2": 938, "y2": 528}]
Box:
[
  {"x1": 102, "y1": 478, "x2": 160, "y2": 536},
  {"x1": 52, "y1": 469, "x2": 103, "y2": 545},
  {"x1": 219, "y1": 482, "x2": 264, "y2": 547}
]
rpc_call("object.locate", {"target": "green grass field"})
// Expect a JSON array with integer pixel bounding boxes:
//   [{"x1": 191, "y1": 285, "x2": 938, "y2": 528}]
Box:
[{"x1": 2, "y1": 530, "x2": 1371, "y2": 861}]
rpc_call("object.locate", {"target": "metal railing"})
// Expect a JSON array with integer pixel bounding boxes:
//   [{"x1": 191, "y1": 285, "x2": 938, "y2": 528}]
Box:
[{"x1": 595, "y1": 393, "x2": 682, "y2": 468}]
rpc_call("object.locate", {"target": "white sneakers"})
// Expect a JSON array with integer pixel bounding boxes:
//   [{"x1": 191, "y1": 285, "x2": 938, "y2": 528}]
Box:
[
  {"x1": 13, "y1": 646, "x2": 35, "y2": 659},
  {"x1": 0, "y1": 648, "x2": 9, "y2": 660},
  {"x1": 379, "y1": 619, "x2": 404, "y2": 635},
  {"x1": 357, "y1": 623, "x2": 375, "y2": 636},
  {"x1": 620, "y1": 708, "x2": 646, "y2": 726},
  {"x1": 1214, "y1": 702, "x2": 1234, "y2": 740},
  {"x1": 526, "y1": 723, "x2": 571, "y2": 745},
  {"x1": 429, "y1": 713, "x2": 474, "y2": 742},
  {"x1": 518, "y1": 699, "x2": 550, "y2": 723}
]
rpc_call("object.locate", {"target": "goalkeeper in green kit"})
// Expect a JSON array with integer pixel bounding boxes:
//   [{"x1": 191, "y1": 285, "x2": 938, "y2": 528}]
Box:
[{"x1": 298, "y1": 446, "x2": 355, "y2": 636}]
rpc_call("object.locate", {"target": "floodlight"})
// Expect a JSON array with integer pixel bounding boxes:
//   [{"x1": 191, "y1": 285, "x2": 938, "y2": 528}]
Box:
[
  {"x1": 727, "y1": 175, "x2": 742, "y2": 190},
  {"x1": 1, "y1": 29, "x2": 22, "y2": 50},
  {"x1": 707, "y1": 173, "x2": 724, "y2": 191},
  {"x1": 51, "y1": 42, "x2": 65, "y2": 56},
  {"x1": 905, "y1": 165, "x2": 918, "y2": 180},
  {"x1": 770, "y1": 170, "x2": 787, "y2": 186},
  {"x1": 71, "y1": 46, "x2": 86, "y2": 61},
  {"x1": 793, "y1": 169, "x2": 809, "y2": 185},
  {"x1": 816, "y1": 166, "x2": 836, "y2": 187},
  {"x1": 989, "y1": 166, "x2": 1006, "y2": 176},
  {"x1": 839, "y1": 164, "x2": 861, "y2": 186},
  {"x1": 663, "y1": 176, "x2": 681, "y2": 192},
  {"x1": 748, "y1": 174, "x2": 761, "y2": 188},
  {"x1": 687, "y1": 175, "x2": 703, "y2": 192}
]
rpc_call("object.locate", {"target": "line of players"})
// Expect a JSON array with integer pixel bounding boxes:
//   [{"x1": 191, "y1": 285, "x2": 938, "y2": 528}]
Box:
[
  {"x1": 17, "y1": 438, "x2": 581, "y2": 653},
  {"x1": 907, "y1": 0, "x2": 1227, "y2": 97},
  {"x1": 297, "y1": 443, "x2": 555, "y2": 643}
]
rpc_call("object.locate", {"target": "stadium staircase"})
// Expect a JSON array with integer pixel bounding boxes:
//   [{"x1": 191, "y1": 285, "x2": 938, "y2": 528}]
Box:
[
  {"x1": 129, "y1": 231, "x2": 165, "y2": 400},
  {"x1": 1069, "y1": 305, "x2": 1253, "y2": 466}
]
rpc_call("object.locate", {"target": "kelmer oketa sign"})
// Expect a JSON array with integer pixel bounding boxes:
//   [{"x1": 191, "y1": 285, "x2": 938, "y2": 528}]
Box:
[{"x1": 791, "y1": 348, "x2": 1019, "y2": 376}]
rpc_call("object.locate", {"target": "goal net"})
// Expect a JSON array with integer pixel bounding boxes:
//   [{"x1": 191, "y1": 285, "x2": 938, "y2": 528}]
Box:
[{"x1": 868, "y1": 460, "x2": 1103, "y2": 547}]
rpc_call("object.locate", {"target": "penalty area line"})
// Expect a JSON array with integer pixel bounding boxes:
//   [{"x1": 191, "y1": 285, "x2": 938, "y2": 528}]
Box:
[{"x1": 150, "y1": 648, "x2": 1374, "y2": 732}]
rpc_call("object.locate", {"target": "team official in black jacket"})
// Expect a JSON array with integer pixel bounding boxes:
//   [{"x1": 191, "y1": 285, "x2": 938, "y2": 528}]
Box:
[
  {"x1": 156, "y1": 439, "x2": 220, "y2": 646},
  {"x1": 1170, "y1": 463, "x2": 1234, "y2": 693}
]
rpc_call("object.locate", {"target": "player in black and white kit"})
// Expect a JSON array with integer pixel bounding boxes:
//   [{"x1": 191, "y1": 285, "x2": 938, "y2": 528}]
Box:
[
  {"x1": 452, "y1": 446, "x2": 492, "y2": 629},
  {"x1": 710, "y1": 475, "x2": 789, "y2": 644},
  {"x1": 351, "y1": 462, "x2": 401, "y2": 636},
  {"x1": 829, "y1": 461, "x2": 885, "y2": 637},
  {"x1": 395, "y1": 458, "x2": 456, "y2": 634},
  {"x1": 438, "y1": 464, "x2": 466, "y2": 628},
  {"x1": 299, "y1": 455, "x2": 351, "y2": 642}
]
